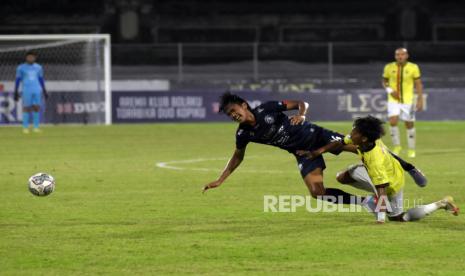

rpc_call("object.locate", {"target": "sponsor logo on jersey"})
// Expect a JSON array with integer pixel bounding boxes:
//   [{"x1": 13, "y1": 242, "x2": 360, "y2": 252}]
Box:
[{"x1": 264, "y1": 115, "x2": 275, "y2": 124}]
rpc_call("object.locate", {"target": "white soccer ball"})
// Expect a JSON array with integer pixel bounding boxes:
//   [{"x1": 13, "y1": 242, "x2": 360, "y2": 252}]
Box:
[{"x1": 28, "y1": 173, "x2": 55, "y2": 196}]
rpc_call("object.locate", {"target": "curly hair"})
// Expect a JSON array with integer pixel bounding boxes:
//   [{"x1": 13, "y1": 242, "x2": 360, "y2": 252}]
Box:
[{"x1": 353, "y1": 116, "x2": 385, "y2": 142}]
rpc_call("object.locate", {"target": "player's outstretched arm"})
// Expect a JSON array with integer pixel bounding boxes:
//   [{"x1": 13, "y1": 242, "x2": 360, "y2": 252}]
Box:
[
  {"x1": 296, "y1": 140, "x2": 357, "y2": 160},
  {"x1": 285, "y1": 100, "x2": 309, "y2": 125},
  {"x1": 341, "y1": 143, "x2": 357, "y2": 153},
  {"x1": 296, "y1": 140, "x2": 344, "y2": 159},
  {"x1": 203, "y1": 147, "x2": 246, "y2": 193}
]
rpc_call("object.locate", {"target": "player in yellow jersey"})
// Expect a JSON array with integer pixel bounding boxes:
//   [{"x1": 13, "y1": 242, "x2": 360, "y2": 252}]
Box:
[
  {"x1": 335, "y1": 116, "x2": 458, "y2": 223},
  {"x1": 297, "y1": 116, "x2": 458, "y2": 223},
  {"x1": 382, "y1": 48, "x2": 424, "y2": 158}
]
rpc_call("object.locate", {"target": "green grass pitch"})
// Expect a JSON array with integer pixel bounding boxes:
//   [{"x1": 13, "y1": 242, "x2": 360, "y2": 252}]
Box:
[{"x1": 1, "y1": 121, "x2": 465, "y2": 275}]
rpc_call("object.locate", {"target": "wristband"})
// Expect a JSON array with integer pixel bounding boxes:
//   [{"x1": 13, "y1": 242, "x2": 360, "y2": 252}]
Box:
[
  {"x1": 385, "y1": 87, "x2": 394, "y2": 94},
  {"x1": 343, "y1": 135, "x2": 352, "y2": 145}
]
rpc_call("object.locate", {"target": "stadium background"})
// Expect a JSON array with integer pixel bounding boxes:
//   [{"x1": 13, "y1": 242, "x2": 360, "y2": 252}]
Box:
[
  {"x1": 2, "y1": 1, "x2": 465, "y2": 275},
  {"x1": 1, "y1": 0, "x2": 465, "y2": 124}
]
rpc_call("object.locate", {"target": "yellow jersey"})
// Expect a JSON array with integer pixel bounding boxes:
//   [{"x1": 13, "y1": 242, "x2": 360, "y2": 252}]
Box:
[
  {"x1": 344, "y1": 136, "x2": 404, "y2": 196},
  {"x1": 382, "y1": 62, "x2": 421, "y2": 104}
]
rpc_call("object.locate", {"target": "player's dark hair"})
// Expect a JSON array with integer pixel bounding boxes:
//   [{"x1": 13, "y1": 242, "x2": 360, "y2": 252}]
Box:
[
  {"x1": 26, "y1": 50, "x2": 37, "y2": 57},
  {"x1": 219, "y1": 92, "x2": 250, "y2": 113},
  {"x1": 353, "y1": 116, "x2": 385, "y2": 142}
]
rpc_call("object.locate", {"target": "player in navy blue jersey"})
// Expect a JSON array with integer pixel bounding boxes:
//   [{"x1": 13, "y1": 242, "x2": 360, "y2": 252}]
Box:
[
  {"x1": 14, "y1": 51, "x2": 48, "y2": 133},
  {"x1": 202, "y1": 93, "x2": 426, "y2": 205},
  {"x1": 202, "y1": 92, "x2": 363, "y2": 204}
]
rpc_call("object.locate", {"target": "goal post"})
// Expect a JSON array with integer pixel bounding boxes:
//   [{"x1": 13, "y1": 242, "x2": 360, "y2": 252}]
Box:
[{"x1": 0, "y1": 34, "x2": 112, "y2": 125}]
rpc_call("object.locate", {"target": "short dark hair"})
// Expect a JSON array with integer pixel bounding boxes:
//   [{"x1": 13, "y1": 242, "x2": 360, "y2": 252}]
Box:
[
  {"x1": 219, "y1": 92, "x2": 249, "y2": 113},
  {"x1": 26, "y1": 50, "x2": 37, "y2": 57},
  {"x1": 353, "y1": 116, "x2": 385, "y2": 142}
]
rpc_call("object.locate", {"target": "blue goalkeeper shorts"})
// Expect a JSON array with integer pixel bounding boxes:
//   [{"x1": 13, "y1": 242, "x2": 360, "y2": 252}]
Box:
[{"x1": 22, "y1": 90, "x2": 42, "y2": 107}]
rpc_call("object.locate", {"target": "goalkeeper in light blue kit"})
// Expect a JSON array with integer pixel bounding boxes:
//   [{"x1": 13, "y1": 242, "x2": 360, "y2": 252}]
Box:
[{"x1": 14, "y1": 51, "x2": 49, "y2": 133}]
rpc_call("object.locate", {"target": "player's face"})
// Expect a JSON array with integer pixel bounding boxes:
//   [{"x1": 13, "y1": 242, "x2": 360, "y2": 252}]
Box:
[
  {"x1": 350, "y1": 128, "x2": 367, "y2": 146},
  {"x1": 395, "y1": 50, "x2": 408, "y2": 64},
  {"x1": 224, "y1": 103, "x2": 249, "y2": 123},
  {"x1": 26, "y1": 54, "x2": 36, "y2": 64}
]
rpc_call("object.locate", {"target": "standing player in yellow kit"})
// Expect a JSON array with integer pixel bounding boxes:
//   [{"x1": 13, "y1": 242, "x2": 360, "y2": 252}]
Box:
[{"x1": 382, "y1": 48, "x2": 424, "y2": 158}]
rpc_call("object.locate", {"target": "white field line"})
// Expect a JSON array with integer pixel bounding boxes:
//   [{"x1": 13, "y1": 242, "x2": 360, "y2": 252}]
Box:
[
  {"x1": 155, "y1": 148, "x2": 463, "y2": 173},
  {"x1": 156, "y1": 156, "x2": 286, "y2": 174}
]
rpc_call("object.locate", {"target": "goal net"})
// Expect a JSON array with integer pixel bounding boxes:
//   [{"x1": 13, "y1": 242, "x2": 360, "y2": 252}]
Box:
[{"x1": 0, "y1": 34, "x2": 111, "y2": 125}]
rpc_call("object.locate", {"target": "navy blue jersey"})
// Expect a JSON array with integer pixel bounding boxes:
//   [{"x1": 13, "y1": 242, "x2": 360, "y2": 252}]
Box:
[{"x1": 235, "y1": 101, "x2": 343, "y2": 154}]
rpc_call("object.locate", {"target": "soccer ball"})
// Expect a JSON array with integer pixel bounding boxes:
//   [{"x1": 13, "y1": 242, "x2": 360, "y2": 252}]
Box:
[{"x1": 28, "y1": 173, "x2": 55, "y2": 196}]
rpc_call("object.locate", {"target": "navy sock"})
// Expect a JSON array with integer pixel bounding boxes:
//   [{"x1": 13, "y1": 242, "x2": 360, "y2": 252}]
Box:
[
  {"x1": 390, "y1": 151, "x2": 415, "y2": 171},
  {"x1": 323, "y1": 188, "x2": 363, "y2": 205}
]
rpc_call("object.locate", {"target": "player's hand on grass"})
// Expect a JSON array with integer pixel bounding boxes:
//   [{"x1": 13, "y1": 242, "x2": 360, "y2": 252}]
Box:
[
  {"x1": 203, "y1": 179, "x2": 223, "y2": 193},
  {"x1": 289, "y1": 115, "x2": 305, "y2": 125}
]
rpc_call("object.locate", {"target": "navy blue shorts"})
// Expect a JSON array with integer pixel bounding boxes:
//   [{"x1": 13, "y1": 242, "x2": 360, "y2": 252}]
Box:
[{"x1": 294, "y1": 127, "x2": 345, "y2": 178}]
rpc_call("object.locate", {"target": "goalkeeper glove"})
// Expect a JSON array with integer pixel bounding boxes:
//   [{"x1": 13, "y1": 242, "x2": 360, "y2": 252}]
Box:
[{"x1": 14, "y1": 90, "x2": 20, "y2": 102}]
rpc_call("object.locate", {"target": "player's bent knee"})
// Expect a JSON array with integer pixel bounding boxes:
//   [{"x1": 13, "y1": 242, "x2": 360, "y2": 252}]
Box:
[
  {"x1": 389, "y1": 116, "x2": 399, "y2": 126},
  {"x1": 336, "y1": 171, "x2": 354, "y2": 184},
  {"x1": 405, "y1": 121, "x2": 414, "y2": 129},
  {"x1": 303, "y1": 168, "x2": 326, "y2": 198},
  {"x1": 308, "y1": 181, "x2": 326, "y2": 198},
  {"x1": 336, "y1": 171, "x2": 344, "y2": 183}
]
